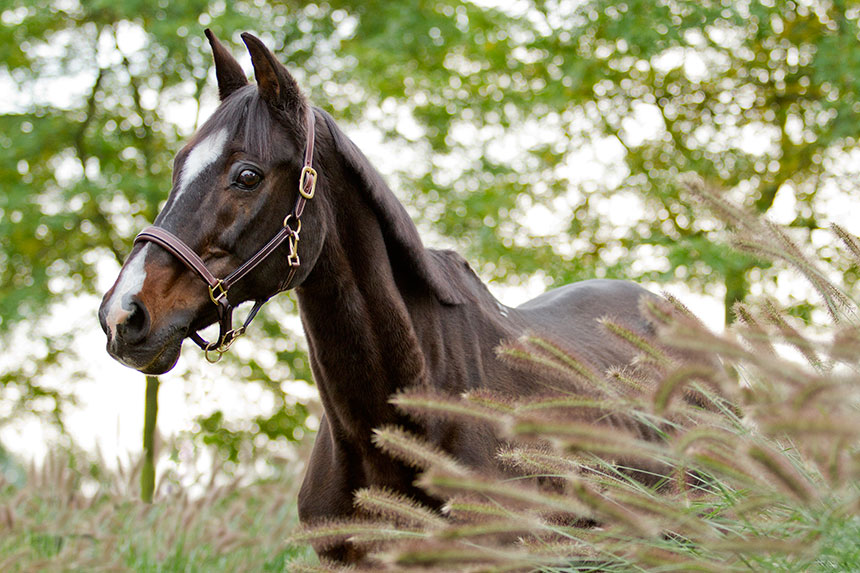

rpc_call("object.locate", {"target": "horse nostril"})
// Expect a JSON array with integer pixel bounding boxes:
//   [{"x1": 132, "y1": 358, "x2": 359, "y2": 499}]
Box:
[{"x1": 116, "y1": 299, "x2": 151, "y2": 345}]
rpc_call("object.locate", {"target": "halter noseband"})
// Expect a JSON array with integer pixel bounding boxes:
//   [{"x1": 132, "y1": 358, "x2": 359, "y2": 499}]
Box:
[{"x1": 133, "y1": 109, "x2": 317, "y2": 363}]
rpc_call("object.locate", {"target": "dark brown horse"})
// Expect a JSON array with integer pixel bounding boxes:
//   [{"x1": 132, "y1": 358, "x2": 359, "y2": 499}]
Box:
[{"x1": 99, "y1": 31, "x2": 661, "y2": 563}]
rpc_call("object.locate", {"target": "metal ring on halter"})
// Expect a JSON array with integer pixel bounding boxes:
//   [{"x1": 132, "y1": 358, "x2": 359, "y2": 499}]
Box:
[
  {"x1": 283, "y1": 213, "x2": 302, "y2": 232},
  {"x1": 203, "y1": 325, "x2": 246, "y2": 363},
  {"x1": 204, "y1": 343, "x2": 224, "y2": 363}
]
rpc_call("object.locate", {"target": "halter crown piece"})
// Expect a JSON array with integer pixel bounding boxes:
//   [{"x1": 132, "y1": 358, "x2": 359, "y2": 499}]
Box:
[{"x1": 134, "y1": 109, "x2": 318, "y2": 363}]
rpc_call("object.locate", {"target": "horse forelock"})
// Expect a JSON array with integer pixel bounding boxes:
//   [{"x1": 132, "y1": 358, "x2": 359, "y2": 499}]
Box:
[{"x1": 158, "y1": 87, "x2": 307, "y2": 230}]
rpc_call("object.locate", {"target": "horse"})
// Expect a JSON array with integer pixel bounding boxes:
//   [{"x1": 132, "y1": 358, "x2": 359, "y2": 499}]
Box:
[{"x1": 98, "y1": 31, "x2": 664, "y2": 564}]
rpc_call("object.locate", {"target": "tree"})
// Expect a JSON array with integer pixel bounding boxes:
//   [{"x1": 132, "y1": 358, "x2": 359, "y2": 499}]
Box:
[{"x1": 2, "y1": 0, "x2": 857, "y2": 449}]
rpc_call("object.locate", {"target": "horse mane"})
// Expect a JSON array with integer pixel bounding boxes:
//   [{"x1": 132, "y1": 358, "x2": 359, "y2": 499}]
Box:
[{"x1": 319, "y1": 108, "x2": 470, "y2": 305}]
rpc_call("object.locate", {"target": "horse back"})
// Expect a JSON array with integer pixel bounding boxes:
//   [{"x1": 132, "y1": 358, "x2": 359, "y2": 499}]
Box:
[{"x1": 514, "y1": 279, "x2": 659, "y2": 371}]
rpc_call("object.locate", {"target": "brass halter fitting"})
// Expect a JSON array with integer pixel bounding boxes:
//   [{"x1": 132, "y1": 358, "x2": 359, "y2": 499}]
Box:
[
  {"x1": 299, "y1": 166, "x2": 317, "y2": 199},
  {"x1": 208, "y1": 279, "x2": 228, "y2": 304}
]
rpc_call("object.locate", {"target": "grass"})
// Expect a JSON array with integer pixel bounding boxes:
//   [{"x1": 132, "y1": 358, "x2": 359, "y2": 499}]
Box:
[
  {"x1": 0, "y1": 449, "x2": 317, "y2": 571},
  {"x1": 6, "y1": 181, "x2": 860, "y2": 571},
  {"x1": 293, "y1": 181, "x2": 860, "y2": 571}
]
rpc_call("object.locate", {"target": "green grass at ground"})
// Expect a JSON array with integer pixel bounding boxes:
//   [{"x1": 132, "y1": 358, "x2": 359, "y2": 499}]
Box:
[{"x1": 0, "y1": 451, "x2": 317, "y2": 572}]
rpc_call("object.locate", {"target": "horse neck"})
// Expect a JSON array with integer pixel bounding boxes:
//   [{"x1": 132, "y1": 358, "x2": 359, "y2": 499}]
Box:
[{"x1": 295, "y1": 194, "x2": 431, "y2": 441}]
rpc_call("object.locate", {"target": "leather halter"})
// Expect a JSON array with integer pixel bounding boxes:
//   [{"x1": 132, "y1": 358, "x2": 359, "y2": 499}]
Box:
[{"x1": 134, "y1": 109, "x2": 317, "y2": 362}]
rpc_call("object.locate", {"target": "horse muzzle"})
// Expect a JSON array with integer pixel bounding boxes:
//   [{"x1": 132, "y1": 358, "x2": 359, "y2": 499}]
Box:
[{"x1": 98, "y1": 293, "x2": 186, "y2": 375}]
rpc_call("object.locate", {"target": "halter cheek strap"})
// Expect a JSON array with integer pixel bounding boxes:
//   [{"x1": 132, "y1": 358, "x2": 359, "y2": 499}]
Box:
[{"x1": 133, "y1": 109, "x2": 317, "y2": 363}]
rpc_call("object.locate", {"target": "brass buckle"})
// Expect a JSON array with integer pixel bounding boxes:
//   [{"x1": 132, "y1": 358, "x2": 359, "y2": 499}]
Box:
[
  {"x1": 208, "y1": 280, "x2": 228, "y2": 305},
  {"x1": 299, "y1": 166, "x2": 317, "y2": 199}
]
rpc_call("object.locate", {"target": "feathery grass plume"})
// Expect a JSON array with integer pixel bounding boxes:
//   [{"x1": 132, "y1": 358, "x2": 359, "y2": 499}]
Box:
[
  {"x1": 496, "y1": 334, "x2": 615, "y2": 397},
  {"x1": 686, "y1": 175, "x2": 856, "y2": 323},
  {"x1": 512, "y1": 418, "x2": 667, "y2": 462},
  {"x1": 371, "y1": 426, "x2": 471, "y2": 476},
  {"x1": 376, "y1": 540, "x2": 543, "y2": 570},
  {"x1": 598, "y1": 316, "x2": 674, "y2": 372},
  {"x1": 661, "y1": 318, "x2": 823, "y2": 390},
  {"x1": 515, "y1": 394, "x2": 640, "y2": 417},
  {"x1": 832, "y1": 223, "x2": 860, "y2": 267},
  {"x1": 686, "y1": 448, "x2": 762, "y2": 488},
  {"x1": 824, "y1": 437, "x2": 850, "y2": 487},
  {"x1": 390, "y1": 389, "x2": 506, "y2": 425},
  {"x1": 674, "y1": 427, "x2": 742, "y2": 456},
  {"x1": 290, "y1": 520, "x2": 427, "y2": 550},
  {"x1": 441, "y1": 497, "x2": 548, "y2": 525},
  {"x1": 515, "y1": 535, "x2": 611, "y2": 564},
  {"x1": 633, "y1": 545, "x2": 740, "y2": 573},
  {"x1": 495, "y1": 444, "x2": 585, "y2": 476},
  {"x1": 681, "y1": 174, "x2": 758, "y2": 234},
  {"x1": 658, "y1": 320, "x2": 755, "y2": 364},
  {"x1": 521, "y1": 333, "x2": 617, "y2": 395},
  {"x1": 789, "y1": 377, "x2": 851, "y2": 411},
  {"x1": 0, "y1": 446, "x2": 315, "y2": 570},
  {"x1": 417, "y1": 470, "x2": 592, "y2": 518},
  {"x1": 731, "y1": 235, "x2": 848, "y2": 323},
  {"x1": 830, "y1": 325, "x2": 860, "y2": 364},
  {"x1": 461, "y1": 388, "x2": 517, "y2": 414},
  {"x1": 496, "y1": 343, "x2": 593, "y2": 396},
  {"x1": 765, "y1": 220, "x2": 853, "y2": 318},
  {"x1": 704, "y1": 537, "x2": 816, "y2": 557},
  {"x1": 606, "y1": 487, "x2": 715, "y2": 537},
  {"x1": 660, "y1": 291, "x2": 706, "y2": 324},
  {"x1": 643, "y1": 294, "x2": 716, "y2": 360},
  {"x1": 354, "y1": 487, "x2": 446, "y2": 529},
  {"x1": 566, "y1": 479, "x2": 658, "y2": 537},
  {"x1": 652, "y1": 363, "x2": 725, "y2": 415},
  {"x1": 760, "y1": 297, "x2": 824, "y2": 369},
  {"x1": 434, "y1": 516, "x2": 546, "y2": 540},
  {"x1": 745, "y1": 443, "x2": 819, "y2": 504},
  {"x1": 605, "y1": 365, "x2": 649, "y2": 393},
  {"x1": 732, "y1": 301, "x2": 778, "y2": 356},
  {"x1": 756, "y1": 414, "x2": 860, "y2": 438}
]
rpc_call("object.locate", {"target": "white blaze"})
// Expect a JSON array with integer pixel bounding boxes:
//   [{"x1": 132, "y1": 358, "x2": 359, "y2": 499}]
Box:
[
  {"x1": 176, "y1": 128, "x2": 228, "y2": 199},
  {"x1": 105, "y1": 129, "x2": 228, "y2": 338},
  {"x1": 105, "y1": 244, "x2": 151, "y2": 338}
]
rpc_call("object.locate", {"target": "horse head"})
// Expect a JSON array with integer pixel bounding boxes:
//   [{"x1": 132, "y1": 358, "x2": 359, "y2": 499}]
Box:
[{"x1": 98, "y1": 31, "x2": 326, "y2": 374}]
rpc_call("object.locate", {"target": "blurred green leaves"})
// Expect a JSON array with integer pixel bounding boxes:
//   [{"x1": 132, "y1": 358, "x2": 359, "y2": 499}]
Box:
[{"x1": 2, "y1": 0, "x2": 858, "y2": 447}]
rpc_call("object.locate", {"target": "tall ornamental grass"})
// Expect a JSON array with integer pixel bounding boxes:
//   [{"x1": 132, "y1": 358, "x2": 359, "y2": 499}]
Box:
[
  {"x1": 293, "y1": 181, "x2": 860, "y2": 572},
  {"x1": 0, "y1": 449, "x2": 315, "y2": 571}
]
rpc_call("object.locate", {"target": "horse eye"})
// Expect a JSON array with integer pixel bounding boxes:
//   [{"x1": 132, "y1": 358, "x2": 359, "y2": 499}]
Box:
[{"x1": 235, "y1": 168, "x2": 262, "y2": 190}]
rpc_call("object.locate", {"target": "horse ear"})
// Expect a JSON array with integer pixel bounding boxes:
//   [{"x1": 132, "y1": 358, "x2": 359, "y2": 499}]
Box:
[
  {"x1": 241, "y1": 32, "x2": 304, "y2": 112},
  {"x1": 204, "y1": 29, "x2": 248, "y2": 101}
]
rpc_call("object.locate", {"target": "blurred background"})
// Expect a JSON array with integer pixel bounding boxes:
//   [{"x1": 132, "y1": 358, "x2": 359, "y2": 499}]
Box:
[{"x1": 1, "y1": 0, "x2": 858, "y2": 486}]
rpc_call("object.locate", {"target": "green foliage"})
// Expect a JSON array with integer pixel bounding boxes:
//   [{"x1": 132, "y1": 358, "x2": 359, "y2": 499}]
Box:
[
  {"x1": 194, "y1": 400, "x2": 309, "y2": 464},
  {"x1": 2, "y1": 0, "x2": 858, "y2": 456},
  {"x1": 294, "y1": 185, "x2": 860, "y2": 571}
]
